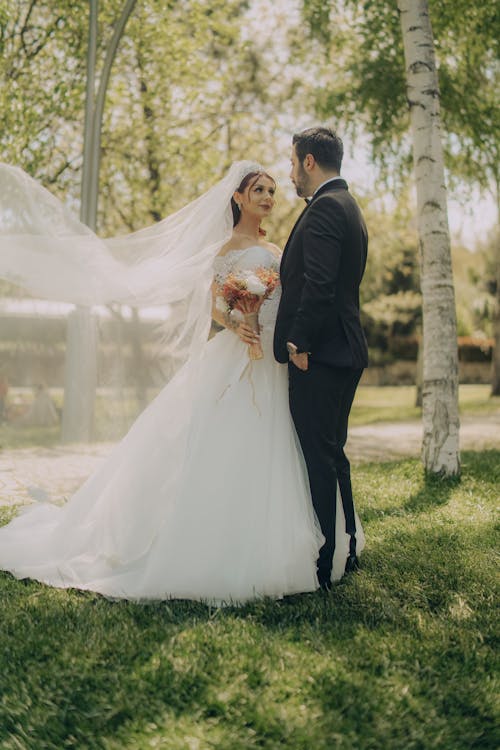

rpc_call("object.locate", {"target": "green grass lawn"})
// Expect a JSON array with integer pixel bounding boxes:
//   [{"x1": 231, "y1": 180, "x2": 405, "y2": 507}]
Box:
[
  {"x1": 0, "y1": 392, "x2": 138, "y2": 449},
  {"x1": 1, "y1": 451, "x2": 498, "y2": 749},
  {"x1": 2, "y1": 384, "x2": 498, "y2": 449},
  {"x1": 350, "y1": 383, "x2": 500, "y2": 425}
]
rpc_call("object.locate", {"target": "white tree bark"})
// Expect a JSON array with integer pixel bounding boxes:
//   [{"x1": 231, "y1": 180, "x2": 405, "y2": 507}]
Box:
[{"x1": 398, "y1": 0, "x2": 460, "y2": 475}]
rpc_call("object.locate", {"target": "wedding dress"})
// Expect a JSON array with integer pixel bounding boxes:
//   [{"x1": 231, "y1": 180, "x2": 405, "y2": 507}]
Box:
[
  {"x1": 0, "y1": 161, "x2": 365, "y2": 603},
  {"x1": 0, "y1": 244, "x2": 364, "y2": 603}
]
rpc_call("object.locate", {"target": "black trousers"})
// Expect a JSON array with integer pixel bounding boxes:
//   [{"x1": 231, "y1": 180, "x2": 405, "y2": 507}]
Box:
[{"x1": 288, "y1": 362, "x2": 363, "y2": 580}]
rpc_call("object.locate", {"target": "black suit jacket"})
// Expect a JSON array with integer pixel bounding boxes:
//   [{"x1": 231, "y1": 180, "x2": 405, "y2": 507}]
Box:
[{"x1": 273, "y1": 179, "x2": 368, "y2": 368}]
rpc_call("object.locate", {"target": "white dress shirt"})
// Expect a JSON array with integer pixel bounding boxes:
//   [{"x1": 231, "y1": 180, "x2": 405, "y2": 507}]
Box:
[{"x1": 312, "y1": 175, "x2": 344, "y2": 198}]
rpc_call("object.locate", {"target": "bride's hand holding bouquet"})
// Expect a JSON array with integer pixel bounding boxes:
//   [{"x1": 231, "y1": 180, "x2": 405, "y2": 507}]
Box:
[{"x1": 216, "y1": 266, "x2": 279, "y2": 359}]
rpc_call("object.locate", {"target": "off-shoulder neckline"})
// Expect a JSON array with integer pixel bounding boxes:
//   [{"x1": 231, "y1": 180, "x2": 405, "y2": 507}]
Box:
[{"x1": 215, "y1": 246, "x2": 280, "y2": 262}]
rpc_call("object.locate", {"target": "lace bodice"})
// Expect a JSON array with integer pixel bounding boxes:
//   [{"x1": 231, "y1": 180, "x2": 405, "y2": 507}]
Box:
[{"x1": 213, "y1": 246, "x2": 281, "y2": 331}]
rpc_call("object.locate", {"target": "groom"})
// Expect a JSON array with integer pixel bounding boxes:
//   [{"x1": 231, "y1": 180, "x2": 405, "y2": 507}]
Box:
[{"x1": 274, "y1": 126, "x2": 368, "y2": 590}]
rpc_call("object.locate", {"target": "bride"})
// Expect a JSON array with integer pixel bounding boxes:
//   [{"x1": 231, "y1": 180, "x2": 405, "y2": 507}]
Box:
[{"x1": 0, "y1": 161, "x2": 364, "y2": 603}]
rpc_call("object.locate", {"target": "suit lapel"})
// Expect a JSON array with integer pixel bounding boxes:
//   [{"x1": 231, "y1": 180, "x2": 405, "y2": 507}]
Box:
[
  {"x1": 280, "y1": 180, "x2": 349, "y2": 272},
  {"x1": 280, "y1": 202, "x2": 310, "y2": 271}
]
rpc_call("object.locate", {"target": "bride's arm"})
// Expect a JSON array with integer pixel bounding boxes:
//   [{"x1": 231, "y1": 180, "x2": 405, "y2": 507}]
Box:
[{"x1": 211, "y1": 281, "x2": 259, "y2": 345}]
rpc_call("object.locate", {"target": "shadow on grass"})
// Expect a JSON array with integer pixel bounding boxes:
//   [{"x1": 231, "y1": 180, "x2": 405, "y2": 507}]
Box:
[
  {"x1": 0, "y1": 578, "x2": 216, "y2": 747},
  {"x1": 357, "y1": 450, "x2": 500, "y2": 523},
  {"x1": 460, "y1": 449, "x2": 500, "y2": 483},
  {"x1": 359, "y1": 460, "x2": 459, "y2": 522},
  {"x1": 1, "y1": 513, "x2": 497, "y2": 749},
  {"x1": 403, "y1": 471, "x2": 459, "y2": 513},
  {"x1": 229, "y1": 516, "x2": 498, "y2": 633},
  {"x1": 1, "y1": 451, "x2": 498, "y2": 748}
]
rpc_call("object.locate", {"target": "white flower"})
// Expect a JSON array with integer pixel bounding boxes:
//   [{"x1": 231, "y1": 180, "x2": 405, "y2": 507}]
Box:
[
  {"x1": 245, "y1": 274, "x2": 266, "y2": 295},
  {"x1": 229, "y1": 308, "x2": 244, "y2": 323},
  {"x1": 215, "y1": 295, "x2": 228, "y2": 314}
]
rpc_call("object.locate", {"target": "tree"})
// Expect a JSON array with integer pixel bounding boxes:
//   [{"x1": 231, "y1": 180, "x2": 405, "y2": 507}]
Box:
[
  {"x1": 0, "y1": 0, "x2": 319, "y2": 443},
  {"x1": 305, "y1": 0, "x2": 499, "y2": 190},
  {"x1": 359, "y1": 198, "x2": 421, "y2": 353},
  {"x1": 493, "y1": 255, "x2": 500, "y2": 395},
  {"x1": 61, "y1": 0, "x2": 138, "y2": 443},
  {"x1": 303, "y1": 0, "x2": 500, "y2": 474},
  {"x1": 397, "y1": 0, "x2": 459, "y2": 475},
  {"x1": 0, "y1": 0, "x2": 88, "y2": 191},
  {"x1": 482, "y1": 228, "x2": 500, "y2": 394},
  {"x1": 304, "y1": 0, "x2": 499, "y2": 396}
]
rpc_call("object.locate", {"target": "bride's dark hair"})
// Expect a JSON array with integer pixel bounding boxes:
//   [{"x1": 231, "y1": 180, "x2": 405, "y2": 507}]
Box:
[{"x1": 231, "y1": 171, "x2": 276, "y2": 233}]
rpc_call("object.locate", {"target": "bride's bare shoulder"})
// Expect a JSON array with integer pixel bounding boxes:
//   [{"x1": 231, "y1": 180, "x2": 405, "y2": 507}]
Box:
[
  {"x1": 217, "y1": 236, "x2": 281, "y2": 259},
  {"x1": 217, "y1": 236, "x2": 247, "y2": 257}
]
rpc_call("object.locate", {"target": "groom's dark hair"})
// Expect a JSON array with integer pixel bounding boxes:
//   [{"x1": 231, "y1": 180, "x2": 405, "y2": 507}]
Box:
[{"x1": 293, "y1": 127, "x2": 343, "y2": 173}]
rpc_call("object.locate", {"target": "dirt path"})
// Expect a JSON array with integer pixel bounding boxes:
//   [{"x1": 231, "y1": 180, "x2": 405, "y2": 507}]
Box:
[
  {"x1": 347, "y1": 413, "x2": 500, "y2": 462},
  {"x1": 1, "y1": 415, "x2": 499, "y2": 508}
]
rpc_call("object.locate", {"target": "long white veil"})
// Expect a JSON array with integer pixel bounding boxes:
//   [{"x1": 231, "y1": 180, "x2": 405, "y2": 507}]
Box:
[
  {"x1": 0, "y1": 160, "x2": 260, "y2": 367},
  {"x1": 0, "y1": 160, "x2": 261, "y2": 439}
]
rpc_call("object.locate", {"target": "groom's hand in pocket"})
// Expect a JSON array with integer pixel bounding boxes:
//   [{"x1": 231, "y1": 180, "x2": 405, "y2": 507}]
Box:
[
  {"x1": 290, "y1": 352, "x2": 309, "y2": 371},
  {"x1": 287, "y1": 341, "x2": 309, "y2": 371}
]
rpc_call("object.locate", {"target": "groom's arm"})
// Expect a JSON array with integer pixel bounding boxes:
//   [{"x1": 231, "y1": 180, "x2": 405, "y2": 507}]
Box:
[{"x1": 287, "y1": 197, "x2": 346, "y2": 354}]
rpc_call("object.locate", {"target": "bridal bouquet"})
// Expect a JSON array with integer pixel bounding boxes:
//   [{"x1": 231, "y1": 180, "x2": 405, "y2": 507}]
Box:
[{"x1": 216, "y1": 266, "x2": 280, "y2": 360}]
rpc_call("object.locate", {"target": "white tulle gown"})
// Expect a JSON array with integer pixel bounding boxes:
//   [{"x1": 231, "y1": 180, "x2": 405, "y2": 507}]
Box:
[{"x1": 0, "y1": 246, "x2": 364, "y2": 603}]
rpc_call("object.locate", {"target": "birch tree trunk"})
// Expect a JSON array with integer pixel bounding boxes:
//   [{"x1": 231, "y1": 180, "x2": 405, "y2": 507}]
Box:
[{"x1": 398, "y1": 0, "x2": 460, "y2": 475}]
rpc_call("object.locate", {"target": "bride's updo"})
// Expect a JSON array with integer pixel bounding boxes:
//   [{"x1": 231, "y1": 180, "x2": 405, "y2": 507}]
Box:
[{"x1": 231, "y1": 170, "x2": 276, "y2": 235}]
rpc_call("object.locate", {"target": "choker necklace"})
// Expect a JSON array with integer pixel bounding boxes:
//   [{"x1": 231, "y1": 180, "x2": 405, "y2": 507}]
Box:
[
  {"x1": 234, "y1": 229, "x2": 261, "y2": 241},
  {"x1": 233, "y1": 227, "x2": 267, "y2": 241}
]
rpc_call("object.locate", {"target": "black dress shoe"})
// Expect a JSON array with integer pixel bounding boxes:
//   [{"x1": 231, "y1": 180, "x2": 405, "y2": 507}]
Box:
[
  {"x1": 317, "y1": 569, "x2": 332, "y2": 591},
  {"x1": 318, "y1": 578, "x2": 332, "y2": 592},
  {"x1": 344, "y1": 555, "x2": 360, "y2": 574}
]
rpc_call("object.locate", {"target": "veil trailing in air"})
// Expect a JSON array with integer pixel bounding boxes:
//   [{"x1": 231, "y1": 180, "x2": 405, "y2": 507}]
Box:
[
  {"x1": 0, "y1": 161, "x2": 261, "y2": 441},
  {"x1": 0, "y1": 160, "x2": 261, "y2": 368}
]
